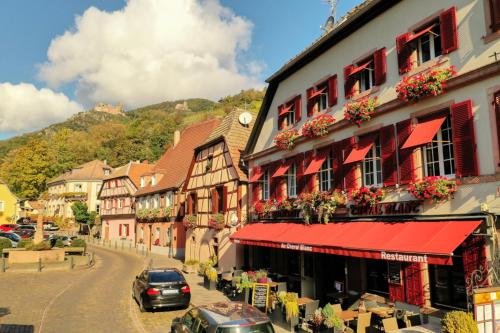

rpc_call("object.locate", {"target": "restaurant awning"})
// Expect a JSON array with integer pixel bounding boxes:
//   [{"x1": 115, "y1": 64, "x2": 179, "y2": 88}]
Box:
[
  {"x1": 272, "y1": 160, "x2": 292, "y2": 178},
  {"x1": 401, "y1": 117, "x2": 446, "y2": 149},
  {"x1": 343, "y1": 136, "x2": 376, "y2": 164},
  {"x1": 304, "y1": 151, "x2": 329, "y2": 175},
  {"x1": 230, "y1": 220, "x2": 482, "y2": 265},
  {"x1": 250, "y1": 167, "x2": 264, "y2": 183}
]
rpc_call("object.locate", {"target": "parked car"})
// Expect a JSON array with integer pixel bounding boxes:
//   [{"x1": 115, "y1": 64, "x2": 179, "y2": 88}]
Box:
[
  {"x1": 0, "y1": 224, "x2": 18, "y2": 232},
  {"x1": 0, "y1": 232, "x2": 20, "y2": 247},
  {"x1": 14, "y1": 229, "x2": 35, "y2": 239},
  {"x1": 43, "y1": 222, "x2": 59, "y2": 231},
  {"x1": 14, "y1": 225, "x2": 36, "y2": 232},
  {"x1": 132, "y1": 268, "x2": 190, "y2": 312},
  {"x1": 16, "y1": 217, "x2": 31, "y2": 225},
  {"x1": 49, "y1": 235, "x2": 76, "y2": 247},
  {"x1": 171, "y1": 302, "x2": 275, "y2": 333}
]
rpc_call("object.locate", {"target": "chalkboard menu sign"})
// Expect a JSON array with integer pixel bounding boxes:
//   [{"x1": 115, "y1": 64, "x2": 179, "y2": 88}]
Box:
[
  {"x1": 251, "y1": 283, "x2": 270, "y2": 312},
  {"x1": 388, "y1": 262, "x2": 402, "y2": 285}
]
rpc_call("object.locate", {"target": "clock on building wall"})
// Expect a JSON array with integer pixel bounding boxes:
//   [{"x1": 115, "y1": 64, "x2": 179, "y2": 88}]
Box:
[{"x1": 238, "y1": 112, "x2": 253, "y2": 127}]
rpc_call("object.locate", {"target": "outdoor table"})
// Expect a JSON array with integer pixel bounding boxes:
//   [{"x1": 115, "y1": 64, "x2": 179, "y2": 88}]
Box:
[
  {"x1": 389, "y1": 322, "x2": 441, "y2": 333},
  {"x1": 338, "y1": 310, "x2": 359, "y2": 322},
  {"x1": 367, "y1": 306, "x2": 394, "y2": 318},
  {"x1": 297, "y1": 297, "x2": 314, "y2": 307},
  {"x1": 267, "y1": 281, "x2": 279, "y2": 289}
]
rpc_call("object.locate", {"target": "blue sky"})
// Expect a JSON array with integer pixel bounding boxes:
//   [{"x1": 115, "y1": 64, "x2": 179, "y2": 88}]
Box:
[{"x1": 0, "y1": 0, "x2": 363, "y2": 140}]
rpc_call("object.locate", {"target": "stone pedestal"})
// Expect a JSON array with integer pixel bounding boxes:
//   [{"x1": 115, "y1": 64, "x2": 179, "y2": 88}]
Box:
[{"x1": 34, "y1": 215, "x2": 44, "y2": 243}]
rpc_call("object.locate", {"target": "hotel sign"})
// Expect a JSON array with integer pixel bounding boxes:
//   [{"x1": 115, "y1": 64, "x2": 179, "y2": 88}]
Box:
[
  {"x1": 381, "y1": 251, "x2": 428, "y2": 263},
  {"x1": 281, "y1": 243, "x2": 313, "y2": 252},
  {"x1": 350, "y1": 201, "x2": 421, "y2": 216}
]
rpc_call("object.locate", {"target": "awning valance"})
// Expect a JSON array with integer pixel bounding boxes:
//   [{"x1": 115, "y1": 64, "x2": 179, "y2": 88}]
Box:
[
  {"x1": 304, "y1": 151, "x2": 329, "y2": 175},
  {"x1": 401, "y1": 117, "x2": 446, "y2": 149},
  {"x1": 349, "y1": 61, "x2": 373, "y2": 76},
  {"x1": 250, "y1": 167, "x2": 264, "y2": 183},
  {"x1": 406, "y1": 25, "x2": 436, "y2": 44},
  {"x1": 344, "y1": 136, "x2": 376, "y2": 164},
  {"x1": 279, "y1": 104, "x2": 293, "y2": 116},
  {"x1": 230, "y1": 220, "x2": 482, "y2": 265},
  {"x1": 272, "y1": 160, "x2": 292, "y2": 178},
  {"x1": 308, "y1": 87, "x2": 327, "y2": 100}
]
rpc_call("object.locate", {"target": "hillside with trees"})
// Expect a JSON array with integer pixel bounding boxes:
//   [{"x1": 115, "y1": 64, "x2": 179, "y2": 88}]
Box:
[{"x1": 0, "y1": 89, "x2": 264, "y2": 199}]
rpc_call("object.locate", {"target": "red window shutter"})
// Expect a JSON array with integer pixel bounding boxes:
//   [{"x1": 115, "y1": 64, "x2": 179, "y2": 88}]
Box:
[
  {"x1": 119, "y1": 224, "x2": 122, "y2": 236},
  {"x1": 463, "y1": 236, "x2": 490, "y2": 290},
  {"x1": 278, "y1": 105, "x2": 284, "y2": 130},
  {"x1": 344, "y1": 137, "x2": 358, "y2": 191},
  {"x1": 397, "y1": 119, "x2": 415, "y2": 184},
  {"x1": 404, "y1": 263, "x2": 425, "y2": 306},
  {"x1": 344, "y1": 65, "x2": 356, "y2": 99},
  {"x1": 389, "y1": 264, "x2": 405, "y2": 303},
  {"x1": 396, "y1": 33, "x2": 412, "y2": 74},
  {"x1": 380, "y1": 124, "x2": 397, "y2": 186},
  {"x1": 373, "y1": 48, "x2": 387, "y2": 86},
  {"x1": 222, "y1": 186, "x2": 228, "y2": 212},
  {"x1": 306, "y1": 88, "x2": 314, "y2": 116},
  {"x1": 296, "y1": 153, "x2": 305, "y2": 194},
  {"x1": 187, "y1": 195, "x2": 193, "y2": 214},
  {"x1": 332, "y1": 139, "x2": 349, "y2": 190},
  {"x1": 126, "y1": 224, "x2": 130, "y2": 237},
  {"x1": 328, "y1": 75, "x2": 338, "y2": 107},
  {"x1": 269, "y1": 162, "x2": 279, "y2": 200},
  {"x1": 299, "y1": 152, "x2": 315, "y2": 194},
  {"x1": 490, "y1": 0, "x2": 500, "y2": 32},
  {"x1": 295, "y1": 95, "x2": 302, "y2": 122},
  {"x1": 440, "y1": 7, "x2": 458, "y2": 54},
  {"x1": 252, "y1": 183, "x2": 261, "y2": 204},
  {"x1": 211, "y1": 189, "x2": 217, "y2": 213},
  {"x1": 451, "y1": 100, "x2": 478, "y2": 177},
  {"x1": 495, "y1": 92, "x2": 500, "y2": 164}
]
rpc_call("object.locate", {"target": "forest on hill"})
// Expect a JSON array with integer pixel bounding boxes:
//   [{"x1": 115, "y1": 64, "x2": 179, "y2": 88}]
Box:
[{"x1": 0, "y1": 89, "x2": 265, "y2": 199}]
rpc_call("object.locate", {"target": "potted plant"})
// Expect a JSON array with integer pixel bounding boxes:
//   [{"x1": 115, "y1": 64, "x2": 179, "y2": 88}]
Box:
[
  {"x1": 407, "y1": 176, "x2": 459, "y2": 203},
  {"x1": 350, "y1": 186, "x2": 385, "y2": 207},
  {"x1": 204, "y1": 266, "x2": 218, "y2": 290},
  {"x1": 301, "y1": 114, "x2": 336, "y2": 138},
  {"x1": 162, "y1": 206, "x2": 172, "y2": 221},
  {"x1": 441, "y1": 311, "x2": 477, "y2": 333},
  {"x1": 320, "y1": 304, "x2": 345, "y2": 333},
  {"x1": 273, "y1": 292, "x2": 299, "y2": 332},
  {"x1": 256, "y1": 269, "x2": 268, "y2": 283},
  {"x1": 274, "y1": 129, "x2": 300, "y2": 151},
  {"x1": 344, "y1": 96, "x2": 378, "y2": 127},
  {"x1": 235, "y1": 272, "x2": 254, "y2": 303},
  {"x1": 317, "y1": 190, "x2": 347, "y2": 224},
  {"x1": 182, "y1": 259, "x2": 199, "y2": 274},
  {"x1": 396, "y1": 66, "x2": 456, "y2": 103},
  {"x1": 183, "y1": 214, "x2": 197, "y2": 229},
  {"x1": 149, "y1": 208, "x2": 160, "y2": 222},
  {"x1": 209, "y1": 213, "x2": 225, "y2": 230},
  {"x1": 137, "y1": 208, "x2": 148, "y2": 221}
]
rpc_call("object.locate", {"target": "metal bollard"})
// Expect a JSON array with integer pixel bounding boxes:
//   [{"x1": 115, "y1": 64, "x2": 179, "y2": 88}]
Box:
[
  {"x1": 114, "y1": 241, "x2": 117, "y2": 250},
  {"x1": 121, "y1": 241, "x2": 124, "y2": 250},
  {"x1": 129, "y1": 242, "x2": 132, "y2": 251},
  {"x1": 142, "y1": 246, "x2": 145, "y2": 256},
  {"x1": 38, "y1": 258, "x2": 42, "y2": 272},
  {"x1": 1, "y1": 258, "x2": 6, "y2": 273}
]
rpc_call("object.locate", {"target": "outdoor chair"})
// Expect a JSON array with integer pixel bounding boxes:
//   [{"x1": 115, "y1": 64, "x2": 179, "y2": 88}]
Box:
[
  {"x1": 382, "y1": 317, "x2": 399, "y2": 332},
  {"x1": 356, "y1": 312, "x2": 372, "y2": 333},
  {"x1": 394, "y1": 301, "x2": 422, "y2": 327},
  {"x1": 276, "y1": 282, "x2": 287, "y2": 292},
  {"x1": 332, "y1": 303, "x2": 342, "y2": 314},
  {"x1": 299, "y1": 300, "x2": 319, "y2": 333}
]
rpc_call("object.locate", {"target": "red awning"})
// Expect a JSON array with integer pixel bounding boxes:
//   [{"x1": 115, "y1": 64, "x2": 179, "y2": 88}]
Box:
[
  {"x1": 343, "y1": 136, "x2": 376, "y2": 164},
  {"x1": 279, "y1": 104, "x2": 293, "y2": 116},
  {"x1": 349, "y1": 61, "x2": 373, "y2": 76},
  {"x1": 250, "y1": 167, "x2": 264, "y2": 183},
  {"x1": 308, "y1": 87, "x2": 327, "y2": 100},
  {"x1": 401, "y1": 117, "x2": 446, "y2": 149},
  {"x1": 304, "y1": 151, "x2": 328, "y2": 175},
  {"x1": 272, "y1": 160, "x2": 292, "y2": 178},
  {"x1": 230, "y1": 220, "x2": 482, "y2": 265},
  {"x1": 406, "y1": 25, "x2": 436, "y2": 43}
]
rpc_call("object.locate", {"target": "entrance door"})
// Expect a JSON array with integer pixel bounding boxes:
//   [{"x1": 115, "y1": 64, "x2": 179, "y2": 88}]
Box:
[{"x1": 301, "y1": 252, "x2": 315, "y2": 298}]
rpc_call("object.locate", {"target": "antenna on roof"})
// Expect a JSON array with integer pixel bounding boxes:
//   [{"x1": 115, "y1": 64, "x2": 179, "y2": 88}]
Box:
[{"x1": 321, "y1": 0, "x2": 338, "y2": 33}]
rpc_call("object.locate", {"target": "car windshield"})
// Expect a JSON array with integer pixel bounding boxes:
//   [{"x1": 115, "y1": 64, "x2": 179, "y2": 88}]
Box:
[
  {"x1": 148, "y1": 271, "x2": 183, "y2": 283},
  {"x1": 216, "y1": 323, "x2": 274, "y2": 333}
]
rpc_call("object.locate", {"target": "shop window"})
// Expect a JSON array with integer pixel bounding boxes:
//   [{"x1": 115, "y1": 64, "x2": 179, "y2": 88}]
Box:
[
  {"x1": 286, "y1": 163, "x2": 297, "y2": 198},
  {"x1": 319, "y1": 152, "x2": 334, "y2": 192},
  {"x1": 363, "y1": 139, "x2": 383, "y2": 187},
  {"x1": 423, "y1": 116, "x2": 455, "y2": 178},
  {"x1": 262, "y1": 170, "x2": 270, "y2": 201},
  {"x1": 366, "y1": 259, "x2": 389, "y2": 295},
  {"x1": 429, "y1": 250, "x2": 466, "y2": 310}
]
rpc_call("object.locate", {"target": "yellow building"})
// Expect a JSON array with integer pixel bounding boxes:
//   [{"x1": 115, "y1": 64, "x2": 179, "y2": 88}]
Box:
[{"x1": 0, "y1": 179, "x2": 18, "y2": 225}]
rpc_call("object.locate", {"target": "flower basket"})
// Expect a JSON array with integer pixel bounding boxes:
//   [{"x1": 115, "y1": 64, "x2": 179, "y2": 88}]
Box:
[
  {"x1": 182, "y1": 214, "x2": 197, "y2": 229},
  {"x1": 407, "y1": 176, "x2": 459, "y2": 203},
  {"x1": 396, "y1": 66, "x2": 456, "y2": 103},
  {"x1": 350, "y1": 186, "x2": 385, "y2": 207},
  {"x1": 209, "y1": 213, "x2": 225, "y2": 230},
  {"x1": 344, "y1": 96, "x2": 378, "y2": 127},
  {"x1": 301, "y1": 114, "x2": 335, "y2": 138},
  {"x1": 317, "y1": 190, "x2": 347, "y2": 224},
  {"x1": 274, "y1": 129, "x2": 300, "y2": 151}
]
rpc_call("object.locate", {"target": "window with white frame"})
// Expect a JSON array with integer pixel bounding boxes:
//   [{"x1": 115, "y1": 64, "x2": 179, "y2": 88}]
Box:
[
  {"x1": 118, "y1": 199, "x2": 123, "y2": 209},
  {"x1": 165, "y1": 192, "x2": 173, "y2": 207},
  {"x1": 287, "y1": 163, "x2": 297, "y2": 197},
  {"x1": 75, "y1": 183, "x2": 82, "y2": 191},
  {"x1": 0, "y1": 201, "x2": 4, "y2": 212},
  {"x1": 151, "y1": 175, "x2": 157, "y2": 186},
  {"x1": 106, "y1": 200, "x2": 111, "y2": 209},
  {"x1": 319, "y1": 152, "x2": 334, "y2": 192},
  {"x1": 314, "y1": 82, "x2": 329, "y2": 113},
  {"x1": 359, "y1": 62, "x2": 375, "y2": 93},
  {"x1": 153, "y1": 196, "x2": 159, "y2": 208},
  {"x1": 363, "y1": 139, "x2": 383, "y2": 187},
  {"x1": 145, "y1": 199, "x2": 150, "y2": 209},
  {"x1": 285, "y1": 104, "x2": 295, "y2": 127},
  {"x1": 140, "y1": 177, "x2": 145, "y2": 188},
  {"x1": 423, "y1": 116, "x2": 455, "y2": 178},
  {"x1": 262, "y1": 170, "x2": 270, "y2": 201},
  {"x1": 414, "y1": 24, "x2": 442, "y2": 65}
]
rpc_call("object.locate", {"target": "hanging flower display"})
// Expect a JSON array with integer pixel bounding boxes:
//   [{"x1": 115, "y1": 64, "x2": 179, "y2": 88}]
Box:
[
  {"x1": 396, "y1": 66, "x2": 456, "y2": 103},
  {"x1": 182, "y1": 214, "x2": 197, "y2": 229},
  {"x1": 350, "y1": 186, "x2": 386, "y2": 207},
  {"x1": 209, "y1": 213, "x2": 225, "y2": 230},
  {"x1": 344, "y1": 96, "x2": 378, "y2": 127},
  {"x1": 273, "y1": 129, "x2": 300, "y2": 150},
  {"x1": 301, "y1": 114, "x2": 336, "y2": 138},
  {"x1": 407, "y1": 176, "x2": 459, "y2": 203}
]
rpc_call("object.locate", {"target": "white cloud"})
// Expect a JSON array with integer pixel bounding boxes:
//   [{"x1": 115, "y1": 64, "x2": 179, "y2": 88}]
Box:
[
  {"x1": 38, "y1": 0, "x2": 263, "y2": 108},
  {"x1": 0, "y1": 83, "x2": 83, "y2": 133}
]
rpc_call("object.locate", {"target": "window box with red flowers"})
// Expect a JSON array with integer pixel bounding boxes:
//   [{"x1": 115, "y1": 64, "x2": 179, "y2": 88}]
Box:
[
  {"x1": 407, "y1": 176, "x2": 459, "y2": 203},
  {"x1": 396, "y1": 66, "x2": 456, "y2": 103},
  {"x1": 344, "y1": 97, "x2": 378, "y2": 127},
  {"x1": 274, "y1": 128, "x2": 300, "y2": 150},
  {"x1": 183, "y1": 214, "x2": 197, "y2": 229},
  {"x1": 350, "y1": 186, "x2": 386, "y2": 207},
  {"x1": 301, "y1": 114, "x2": 336, "y2": 138},
  {"x1": 209, "y1": 213, "x2": 225, "y2": 230}
]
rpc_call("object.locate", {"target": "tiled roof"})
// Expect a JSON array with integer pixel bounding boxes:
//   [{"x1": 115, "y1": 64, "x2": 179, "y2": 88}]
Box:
[
  {"x1": 202, "y1": 108, "x2": 257, "y2": 181},
  {"x1": 135, "y1": 119, "x2": 221, "y2": 196},
  {"x1": 48, "y1": 160, "x2": 113, "y2": 184},
  {"x1": 104, "y1": 161, "x2": 153, "y2": 188}
]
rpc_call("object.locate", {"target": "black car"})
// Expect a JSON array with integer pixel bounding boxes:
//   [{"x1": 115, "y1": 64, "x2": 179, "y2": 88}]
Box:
[
  {"x1": 132, "y1": 268, "x2": 190, "y2": 312},
  {"x1": 171, "y1": 302, "x2": 275, "y2": 333}
]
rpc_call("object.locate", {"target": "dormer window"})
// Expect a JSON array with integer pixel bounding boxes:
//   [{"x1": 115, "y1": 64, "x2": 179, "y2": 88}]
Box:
[
  {"x1": 151, "y1": 175, "x2": 157, "y2": 186},
  {"x1": 140, "y1": 177, "x2": 145, "y2": 188},
  {"x1": 344, "y1": 48, "x2": 386, "y2": 99},
  {"x1": 104, "y1": 169, "x2": 110, "y2": 176},
  {"x1": 277, "y1": 95, "x2": 302, "y2": 130}
]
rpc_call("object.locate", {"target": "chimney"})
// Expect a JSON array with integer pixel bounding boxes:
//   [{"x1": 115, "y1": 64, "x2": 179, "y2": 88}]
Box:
[{"x1": 173, "y1": 130, "x2": 181, "y2": 147}]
